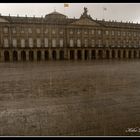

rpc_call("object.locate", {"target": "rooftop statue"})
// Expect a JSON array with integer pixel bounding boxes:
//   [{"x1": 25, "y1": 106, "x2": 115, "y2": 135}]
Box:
[
  {"x1": 84, "y1": 7, "x2": 88, "y2": 15},
  {"x1": 80, "y1": 7, "x2": 92, "y2": 19}
]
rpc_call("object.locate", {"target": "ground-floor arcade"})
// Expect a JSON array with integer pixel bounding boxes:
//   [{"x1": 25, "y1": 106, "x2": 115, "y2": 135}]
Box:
[{"x1": 0, "y1": 48, "x2": 140, "y2": 62}]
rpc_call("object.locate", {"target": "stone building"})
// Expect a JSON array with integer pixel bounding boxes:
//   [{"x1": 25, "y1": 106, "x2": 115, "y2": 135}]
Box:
[{"x1": 0, "y1": 7, "x2": 140, "y2": 62}]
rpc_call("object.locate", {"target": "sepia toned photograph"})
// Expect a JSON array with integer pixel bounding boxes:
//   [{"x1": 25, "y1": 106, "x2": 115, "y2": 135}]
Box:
[{"x1": 0, "y1": 3, "x2": 140, "y2": 136}]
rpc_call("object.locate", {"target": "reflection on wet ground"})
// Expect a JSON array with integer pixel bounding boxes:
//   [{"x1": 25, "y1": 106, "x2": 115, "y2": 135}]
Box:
[{"x1": 0, "y1": 60, "x2": 140, "y2": 136}]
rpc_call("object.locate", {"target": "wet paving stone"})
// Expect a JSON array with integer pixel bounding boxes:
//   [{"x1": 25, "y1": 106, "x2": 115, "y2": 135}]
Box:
[{"x1": 0, "y1": 60, "x2": 140, "y2": 136}]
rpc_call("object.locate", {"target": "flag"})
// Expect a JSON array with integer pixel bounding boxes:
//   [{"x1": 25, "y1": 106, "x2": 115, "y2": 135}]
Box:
[
  {"x1": 103, "y1": 7, "x2": 107, "y2": 11},
  {"x1": 64, "y1": 3, "x2": 69, "y2": 8}
]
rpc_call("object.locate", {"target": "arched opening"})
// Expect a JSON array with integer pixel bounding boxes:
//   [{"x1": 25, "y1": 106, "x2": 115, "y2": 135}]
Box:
[
  {"x1": 123, "y1": 50, "x2": 126, "y2": 59},
  {"x1": 21, "y1": 51, "x2": 26, "y2": 61},
  {"x1": 13, "y1": 51, "x2": 18, "y2": 61},
  {"x1": 45, "y1": 51, "x2": 49, "y2": 60},
  {"x1": 4, "y1": 51, "x2": 10, "y2": 62},
  {"x1": 128, "y1": 51, "x2": 131, "y2": 59},
  {"x1": 52, "y1": 50, "x2": 57, "y2": 60},
  {"x1": 77, "y1": 50, "x2": 82, "y2": 60},
  {"x1": 29, "y1": 51, "x2": 34, "y2": 61},
  {"x1": 112, "y1": 50, "x2": 115, "y2": 59},
  {"x1": 70, "y1": 50, "x2": 74, "y2": 60},
  {"x1": 118, "y1": 50, "x2": 121, "y2": 59},
  {"x1": 37, "y1": 51, "x2": 41, "y2": 61},
  {"x1": 60, "y1": 50, "x2": 64, "y2": 60},
  {"x1": 98, "y1": 50, "x2": 103, "y2": 59},
  {"x1": 106, "y1": 50, "x2": 110, "y2": 59},
  {"x1": 134, "y1": 51, "x2": 137, "y2": 58},
  {"x1": 91, "y1": 50, "x2": 95, "y2": 59},
  {"x1": 85, "y1": 50, "x2": 89, "y2": 60}
]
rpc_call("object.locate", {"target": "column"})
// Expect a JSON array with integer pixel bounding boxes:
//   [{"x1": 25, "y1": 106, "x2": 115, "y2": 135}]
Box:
[
  {"x1": 82, "y1": 49, "x2": 85, "y2": 60},
  {"x1": 95, "y1": 50, "x2": 98, "y2": 59},
  {"x1": 120, "y1": 50, "x2": 123, "y2": 59},
  {"x1": 26, "y1": 51, "x2": 29, "y2": 61},
  {"x1": 67, "y1": 50, "x2": 70, "y2": 60},
  {"x1": 64, "y1": 49, "x2": 67, "y2": 60},
  {"x1": 115, "y1": 50, "x2": 118, "y2": 59},
  {"x1": 102, "y1": 50, "x2": 105, "y2": 59},
  {"x1": 49, "y1": 49, "x2": 52, "y2": 60},
  {"x1": 41, "y1": 50, "x2": 45, "y2": 61},
  {"x1": 56, "y1": 50, "x2": 60, "y2": 60},
  {"x1": 0, "y1": 51, "x2": 4, "y2": 62},
  {"x1": 89, "y1": 50, "x2": 91, "y2": 60},
  {"x1": 136, "y1": 51, "x2": 139, "y2": 58},
  {"x1": 131, "y1": 50, "x2": 134, "y2": 59},
  {"x1": 74, "y1": 50, "x2": 77, "y2": 60},
  {"x1": 109, "y1": 50, "x2": 112, "y2": 59},
  {"x1": 9, "y1": 51, "x2": 13, "y2": 62},
  {"x1": 126, "y1": 50, "x2": 129, "y2": 59},
  {"x1": 18, "y1": 51, "x2": 21, "y2": 61},
  {"x1": 34, "y1": 50, "x2": 37, "y2": 61}
]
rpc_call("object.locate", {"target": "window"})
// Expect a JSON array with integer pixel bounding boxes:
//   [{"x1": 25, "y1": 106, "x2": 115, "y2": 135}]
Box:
[
  {"x1": 36, "y1": 28, "x2": 41, "y2": 34},
  {"x1": 91, "y1": 39, "x2": 95, "y2": 47},
  {"x1": 12, "y1": 28, "x2": 16, "y2": 34},
  {"x1": 123, "y1": 40, "x2": 126, "y2": 44},
  {"x1": 52, "y1": 39, "x2": 56, "y2": 47},
  {"x1": 77, "y1": 30, "x2": 80, "y2": 35},
  {"x1": 29, "y1": 38, "x2": 33, "y2": 47},
  {"x1": 123, "y1": 32, "x2": 126, "y2": 36},
  {"x1": 118, "y1": 31, "x2": 120, "y2": 36},
  {"x1": 123, "y1": 40, "x2": 126, "y2": 47},
  {"x1": 106, "y1": 40, "x2": 109, "y2": 47},
  {"x1": 21, "y1": 28, "x2": 24, "y2": 34},
  {"x1": 60, "y1": 30, "x2": 63, "y2": 34},
  {"x1": 111, "y1": 31, "x2": 114, "y2": 36},
  {"x1": 70, "y1": 30, "x2": 73, "y2": 34},
  {"x1": 84, "y1": 30, "x2": 88, "y2": 34},
  {"x1": 4, "y1": 38, "x2": 9, "y2": 47},
  {"x1": 12, "y1": 39, "x2": 17, "y2": 47},
  {"x1": 28, "y1": 28, "x2": 32, "y2": 34},
  {"x1": 37, "y1": 38, "x2": 41, "y2": 47},
  {"x1": 60, "y1": 39, "x2": 63, "y2": 47},
  {"x1": 84, "y1": 39, "x2": 88, "y2": 47},
  {"x1": 98, "y1": 40, "x2": 101, "y2": 47},
  {"x1": 98, "y1": 30, "x2": 101, "y2": 35},
  {"x1": 3, "y1": 27, "x2": 8, "y2": 33},
  {"x1": 44, "y1": 38, "x2": 48, "y2": 47},
  {"x1": 128, "y1": 32, "x2": 131, "y2": 36},
  {"x1": 118, "y1": 40, "x2": 121, "y2": 47},
  {"x1": 44, "y1": 29, "x2": 48, "y2": 34},
  {"x1": 134, "y1": 32, "x2": 136, "y2": 37},
  {"x1": 129, "y1": 40, "x2": 131, "y2": 47},
  {"x1": 70, "y1": 39, "x2": 74, "y2": 47},
  {"x1": 21, "y1": 39, "x2": 25, "y2": 48},
  {"x1": 77, "y1": 39, "x2": 81, "y2": 47},
  {"x1": 52, "y1": 29, "x2": 56, "y2": 34},
  {"x1": 112, "y1": 40, "x2": 115, "y2": 47},
  {"x1": 106, "y1": 30, "x2": 109, "y2": 35},
  {"x1": 91, "y1": 30, "x2": 94, "y2": 34}
]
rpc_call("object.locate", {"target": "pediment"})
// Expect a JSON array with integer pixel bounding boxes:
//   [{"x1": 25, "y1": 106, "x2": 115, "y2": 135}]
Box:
[
  {"x1": 0, "y1": 17, "x2": 9, "y2": 23},
  {"x1": 71, "y1": 18, "x2": 100, "y2": 26}
]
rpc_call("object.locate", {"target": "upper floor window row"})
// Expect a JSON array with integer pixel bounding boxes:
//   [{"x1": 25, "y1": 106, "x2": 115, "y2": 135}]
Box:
[{"x1": 2, "y1": 27, "x2": 64, "y2": 34}]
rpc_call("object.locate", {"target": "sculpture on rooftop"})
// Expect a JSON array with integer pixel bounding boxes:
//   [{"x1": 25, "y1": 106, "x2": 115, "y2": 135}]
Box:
[
  {"x1": 84, "y1": 7, "x2": 88, "y2": 15},
  {"x1": 80, "y1": 7, "x2": 92, "y2": 20}
]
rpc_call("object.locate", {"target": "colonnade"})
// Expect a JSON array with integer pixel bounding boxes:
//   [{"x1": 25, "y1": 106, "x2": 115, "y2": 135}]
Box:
[{"x1": 0, "y1": 48, "x2": 140, "y2": 62}]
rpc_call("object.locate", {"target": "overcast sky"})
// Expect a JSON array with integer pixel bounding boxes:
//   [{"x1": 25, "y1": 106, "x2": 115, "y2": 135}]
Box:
[{"x1": 0, "y1": 3, "x2": 140, "y2": 23}]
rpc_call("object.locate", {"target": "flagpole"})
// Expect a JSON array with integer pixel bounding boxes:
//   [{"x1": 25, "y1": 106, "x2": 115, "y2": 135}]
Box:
[
  {"x1": 103, "y1": 7, "x2": 104, "y2": 20},
  {"x1": 102, "y1": 7, "x2": 107, "y2": 20}
]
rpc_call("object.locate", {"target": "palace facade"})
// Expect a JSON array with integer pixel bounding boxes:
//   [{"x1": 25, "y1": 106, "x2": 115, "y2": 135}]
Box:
[{"x1": 0, "y1": 7, "x2": 140, "y2": 62}]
